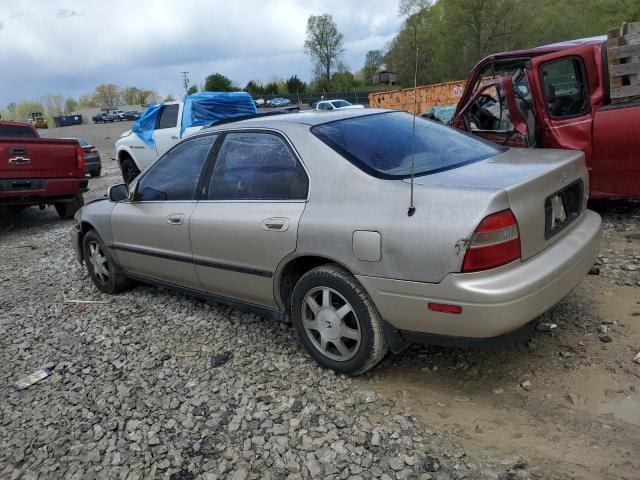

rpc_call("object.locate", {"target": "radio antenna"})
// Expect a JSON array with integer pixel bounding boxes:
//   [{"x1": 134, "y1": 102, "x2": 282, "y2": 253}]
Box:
[{"x1": 408, "y1": 40, "x2": 418, "y2": 217}]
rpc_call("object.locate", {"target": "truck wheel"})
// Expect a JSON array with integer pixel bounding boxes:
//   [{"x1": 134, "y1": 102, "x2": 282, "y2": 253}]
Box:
[
  {"x1": 82, "y1": 229, "x2": 129, "y2": 294},
  {"x1": 55, "y1": 193, "x2": 84, "y2": 220},
  {"x1": 90, "y1": 169, "x2": 101, "y2": 178},
  {"x1": 121, "y1": 158, "x2": 140, "y2": 185},
  {"x1": 291, "y1": 264, "x2": 388, "y2": 376}
]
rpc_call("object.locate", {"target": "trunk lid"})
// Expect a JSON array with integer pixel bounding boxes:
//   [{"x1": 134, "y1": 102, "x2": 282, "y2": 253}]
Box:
[
  {"x1": 410, "y1": 148, "x2": 588, "y2": 260},
  {"x1": 0, "y1": 138, "x2": 81, "y2": 179}
]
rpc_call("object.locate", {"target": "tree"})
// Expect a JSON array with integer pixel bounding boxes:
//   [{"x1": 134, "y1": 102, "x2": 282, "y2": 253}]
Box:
[
  {"x1": 15, "y1": 100, "x2": 45, "y2": 121},
  {"x1": 363, "y1": 50, "x2": 385, "y2": 82},
  {"x1": 245, "y1": 80, "x2": 264, "y2": 96},
  {"x1": 7, "y1": 102, "x2": 16, "y2": 114},
  {"x1": 94, "y1": 84, "x2": 121, "y2": 108},
  {"x1": 204, "y1": 73, "x2": 234, "y2": 92},
  {"x1": 304, "y1": 14, "x2": 345, "y2": 80},
  {"x1": 42, "y1": 94, "x2": 65, "y2": 117},
  {"x1": 263, "y1": 82, "x2": 279, "y2": 95},
  {"x1": 121, "y1": 86, "x2": 141, "y2": 105},
  {"x1": 77, "y1": 93, "x2": 97, "y2": 109},
  {"x1": 187, "y1": 85, "x2": 198, "y2": 95},
  {"x1": 286, "y1": 75, "x2": 306, "y2": 94},
  {"x1": 64, "y1": 97, "x2": 78, "y2": 114}
]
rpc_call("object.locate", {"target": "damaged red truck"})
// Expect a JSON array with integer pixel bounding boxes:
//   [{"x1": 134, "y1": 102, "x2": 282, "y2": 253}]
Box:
[
  {"x1": 0, "y1": 121, "x2": 86, "y2": 219},
  {"x1": 451, "y1": 36, "x2": 640, "y2": 198}
]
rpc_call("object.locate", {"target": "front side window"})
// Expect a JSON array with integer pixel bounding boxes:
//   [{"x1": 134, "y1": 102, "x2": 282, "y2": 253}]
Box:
[
  {"x1": 135, "y1": 135, "x2": 216, "y2": 201},
  {"x1": 540, "y1": 57, "x2": 589, "y2": 119},
  {"x1": 156, "y1": 104, "x2": 179, "y2": 129},
  {"x1": 208, "y1": 132, "x2": 307, "y2": 200},
  {"x1": 312, "y1": 111, "x2": 502, "y2": 179}
]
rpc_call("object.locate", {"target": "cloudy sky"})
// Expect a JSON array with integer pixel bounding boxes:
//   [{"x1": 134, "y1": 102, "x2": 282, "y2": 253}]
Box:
[{"x1": 0, "y1": 0, "x2": 402, "y2": 106}]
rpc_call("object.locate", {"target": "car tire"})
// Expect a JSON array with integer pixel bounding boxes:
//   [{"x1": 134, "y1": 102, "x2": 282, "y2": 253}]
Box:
[
  {"x1": 82, "y1": 229, "x2": 129, "y2": 294},
  {"x1": 54, "y1": 193, "x2": 84, "y2": 220},
  {"x1": 291, "y1": 264, "x2": 388, "y2": 376},
  {"x1": 121, "y1": 158, "x2": 140, "y2": 185},
  {"x1": 90, "y1": 169, "x2": 101, "y2": 177}
]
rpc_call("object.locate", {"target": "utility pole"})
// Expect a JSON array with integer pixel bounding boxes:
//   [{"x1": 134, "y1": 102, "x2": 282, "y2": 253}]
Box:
[{"x1": 180, "y1": 71, "x2": 190, "y2": 93}]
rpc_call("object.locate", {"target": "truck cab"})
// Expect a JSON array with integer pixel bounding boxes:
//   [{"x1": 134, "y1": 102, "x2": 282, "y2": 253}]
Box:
[
  {"x1": 115, "y1": 93, "x2": 257, "y2": 184},
  {"x1": 451, "y1": 36, "x2": 640, "y2": 198}
]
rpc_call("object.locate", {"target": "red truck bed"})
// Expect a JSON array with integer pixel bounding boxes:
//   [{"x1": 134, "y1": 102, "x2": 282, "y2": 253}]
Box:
[{"x1": 0, "y1": 121, "x2": 87, "y2": 218}]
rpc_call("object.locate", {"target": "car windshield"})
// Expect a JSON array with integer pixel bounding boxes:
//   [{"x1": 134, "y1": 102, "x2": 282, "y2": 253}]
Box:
[
  {"x1": 332, "y1": 100, "x2": 351, "y2": 108},
  {"x1": 311, "y1": 111, "x2": 503, "y2": 178}
]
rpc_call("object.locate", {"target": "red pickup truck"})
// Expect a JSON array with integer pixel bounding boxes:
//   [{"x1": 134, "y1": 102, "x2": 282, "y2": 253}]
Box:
[
  {"x1": 451, "y1": 36, "x2": 640, "y2": 198},
  {"x1": 0, "y1": 121, "x2": 87, "y2": 219}
]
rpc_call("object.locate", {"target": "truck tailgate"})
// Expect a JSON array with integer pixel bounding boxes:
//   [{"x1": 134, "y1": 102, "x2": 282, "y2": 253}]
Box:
[{"x1": 0, "y1": 138, "x2": 80, "y2": 179}]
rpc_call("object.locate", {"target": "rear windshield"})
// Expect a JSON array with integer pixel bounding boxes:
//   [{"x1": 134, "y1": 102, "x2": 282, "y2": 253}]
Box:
[
  {"x1": 311, "y1": 111, "x2": 502, "y2": 178},
  {"x1": 0, "y1": 124, "x2": 37, "y2": 138}
]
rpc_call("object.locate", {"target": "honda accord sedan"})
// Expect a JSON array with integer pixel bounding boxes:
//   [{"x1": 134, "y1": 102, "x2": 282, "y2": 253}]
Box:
[{"x1": 70, "y1": 109, "x2": 601, "y2": 375}]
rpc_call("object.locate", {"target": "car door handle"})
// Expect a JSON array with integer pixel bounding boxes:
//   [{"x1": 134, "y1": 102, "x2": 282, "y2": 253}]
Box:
[
  {"x1": 261, "y1": 217, "x2": 289, "y2": 232},
  {"x1": 171, "y1": 135, "x2": 179, "y2": 140},
  {"x1": 167, "y1": 213, "x2": 185, "y2": 225}
]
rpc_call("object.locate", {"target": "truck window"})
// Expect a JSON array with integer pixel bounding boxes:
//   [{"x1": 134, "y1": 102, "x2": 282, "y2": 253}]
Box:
[
  {"x1": 0, "y1": 124, "x2": 37, "y2": 138},
  {"x1": 540, "y1": 57, "x2": 589, "y2": 119},
  {"x1": 156, "y1": 104, "x2": 179, "y2": 129},
  {"x1": 467, "y1": 85, "x2": 514, "y2": 132}
]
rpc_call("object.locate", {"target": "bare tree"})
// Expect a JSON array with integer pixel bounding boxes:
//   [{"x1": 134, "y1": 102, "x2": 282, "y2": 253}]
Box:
[
  {"x1": 304, "y1": 14, "x2": 345, "y2": 80},
  {"x1": 42, "y1": 94, "x2": 65, "y2": 117}
]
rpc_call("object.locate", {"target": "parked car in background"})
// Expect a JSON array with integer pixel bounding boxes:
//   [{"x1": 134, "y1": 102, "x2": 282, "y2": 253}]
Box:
[
  {"x1": 0, "y1": 121, "x2": 86, "y2": 218},
  {"x1": 63, "y1": 138, "x2": 101, "y2": 177},
  {"x1": 116, "y1": 92, "x2": 257, "y2": 184},
  {"x1": 254, "y1": 98, "x2": 265, "y2": 108},
  {"x1": 92, "y1": 112, "x2": 114, "y2": 123},
  {"x1": 110, "y1": 110, "x2": 126, "y2": 121},
  {"x1": 266, "y1": 98, "x2": 291, "y2": 107},
  {"x1": 451, "y1": 35, "x2": 640, "y2": 198},
  {"x1": 53, "y1": 114, "x2": 83, "y2": 127},
  {"x1": 124, "y1": 110, "x2": 141, "y2": 121},
  {"x1": 72, "y1": 109, "x2": 601, "y2": 375},
  {"x1": 314, "y1": 99, "x2": 364, "y2": 110}
]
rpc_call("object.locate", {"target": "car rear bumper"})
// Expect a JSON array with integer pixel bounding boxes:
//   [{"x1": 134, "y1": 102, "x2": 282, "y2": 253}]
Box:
[
  {"x1": 357, "y1": 209, "x2": 602, "y2": 340},
  {"x1": 0, "y1": 177, "x2": 88, "y2": 204},
  {"x1": 84, "y1": 154, "x2": 101, "y2": 171}
]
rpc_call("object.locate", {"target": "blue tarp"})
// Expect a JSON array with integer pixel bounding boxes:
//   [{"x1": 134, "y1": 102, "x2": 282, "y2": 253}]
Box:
[
  {"x1": 132, "y1": 102, "x2": 163, "y2": 148},
  {"x1": 180, "y1": 91, "x2": 257, "y2": 136}
]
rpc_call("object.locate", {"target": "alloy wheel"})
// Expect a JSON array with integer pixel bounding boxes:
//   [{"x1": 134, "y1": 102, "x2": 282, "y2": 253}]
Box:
[{"x1": 88, "y1": 241, "x2": 110, "y2": 283}]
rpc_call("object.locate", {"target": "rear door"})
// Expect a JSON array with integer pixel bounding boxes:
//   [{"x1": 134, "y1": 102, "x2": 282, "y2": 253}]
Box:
[
  {"x1": 190, "y1": 130, "x2": 309, "y2": 308},
  {"x1": 111, "y1": 134, "x2": 217, "y2": 289},
  {"x1": 528, "y1": 46, "x2": 596, "y2": 167}
]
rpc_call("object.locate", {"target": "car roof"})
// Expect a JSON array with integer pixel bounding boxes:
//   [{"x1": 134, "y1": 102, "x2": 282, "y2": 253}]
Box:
[
  {"x1": 205, "y1": 108, "x2": 392, "y2": 130},
  {"x1": 487, "y1": 36, "x2": 606, "y2": 62}
]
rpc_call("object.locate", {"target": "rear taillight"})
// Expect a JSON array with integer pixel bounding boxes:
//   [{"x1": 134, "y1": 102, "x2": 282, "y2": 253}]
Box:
[
  {"x1": 462, "y1": 209, "x2": 521, "y2": 272},
  {"x1": 75, "y1": 145, "x2": 85, "y2": 170},
  {"x1": 85, "y1": 147, "x2": 97, "y2": 153}
]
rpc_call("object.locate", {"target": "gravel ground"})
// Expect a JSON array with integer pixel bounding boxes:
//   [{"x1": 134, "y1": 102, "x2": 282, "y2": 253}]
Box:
[{"x1": 1, "y1": 123, "x2": 639, "y2": 480}]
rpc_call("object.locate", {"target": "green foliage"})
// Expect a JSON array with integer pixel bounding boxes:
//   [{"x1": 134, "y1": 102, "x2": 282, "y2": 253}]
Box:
[
  {"x1": 386, "y1": 0, "x2": 640, "y2": 87},
  {"x1": 94, "y1": 84, "x2": 121, "y2": 108},
  {"x1": 14, "y1": 100, "x2": 45, "y2": 122},
  {"x1": 304, "y1": 14, "x2": 345, "y2": 80},
  {"x1": 285, "y1": 75, "x2": 306, "y2": 93},
  {"x1": 64, "y1": 97, "x2": 78, "y2": 114},
  {"x1": 363, "y1": 50, "x2": 385, "y2": 83},
  {"x1": 331, "y1": 71, "x2": 357, "y2": 91},
  {"x1": 245, "y1": 80, "x2": 264, "y2": 96},
  {"x1": 263, "y1": 82, "x2": 279, "y2": 95},
  {"x1": 187, "y1": 85, "x2": 198, "y2": 95},
  {"x1": 204, "y1": 73, "x2": 235, "y2": 92}
]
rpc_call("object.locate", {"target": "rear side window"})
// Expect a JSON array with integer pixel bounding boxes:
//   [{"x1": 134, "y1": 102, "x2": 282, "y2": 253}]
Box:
[
  {"x1": 0, "y1": 125, "x2": 37, "y2": 138},
  {"x1": 156, "y1": 104, "x2": 179, "y2": 129},
  {"x1": 540, "y1": 57, "x2": 589, "y2": 119},
  {"x1": 312, "y1": 111, "x2": 502, "y2": 179},
  {"x1": 136, "y1": 135, "x2": 216, "y2": 201},
  {"x1": 208, "y1": 132, "x2": 307, "y2": 200}
]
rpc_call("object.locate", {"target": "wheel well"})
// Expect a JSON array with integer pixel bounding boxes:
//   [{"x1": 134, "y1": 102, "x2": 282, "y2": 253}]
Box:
[
  {"x1": 278, "y1": 256, "x2": 340, "y2": 312},
  {"x1": 117, "y1": 150, "x2": 133, "y2": 170}
]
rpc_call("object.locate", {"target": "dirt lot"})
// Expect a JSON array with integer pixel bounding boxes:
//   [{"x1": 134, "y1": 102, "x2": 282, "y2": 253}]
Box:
[{"x1": 0, "y1": 122, "x2": 639, "y2": 480}]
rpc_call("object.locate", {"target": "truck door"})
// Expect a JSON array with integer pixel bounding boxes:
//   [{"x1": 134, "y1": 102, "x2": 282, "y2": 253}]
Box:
[
  {"x1": 528, "y1": 46, "x2": 597, "y2": 171},
  {"x1": 453, "y1": 76, "x2": 533, "y2": 147}
]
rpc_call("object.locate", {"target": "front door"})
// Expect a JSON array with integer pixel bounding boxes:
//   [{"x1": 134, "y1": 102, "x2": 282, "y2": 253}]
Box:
[
  {"x1": 152, "y1": 103, "x2": 181, "y2": 159},
  {"x1": 190, "y1": 131, "x2": 309, "y2": 308},
  {"x1": 111, "y1": 134, "x2": 217, "y2": 289},
  {"x1": 453, "y1": 76, "x2": 533, "y2": 148}
]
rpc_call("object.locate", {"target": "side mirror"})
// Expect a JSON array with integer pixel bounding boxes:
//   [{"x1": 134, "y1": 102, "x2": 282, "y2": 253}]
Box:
[{"x1": 108, "y1": 183, "x2": 130, "y2": 202}]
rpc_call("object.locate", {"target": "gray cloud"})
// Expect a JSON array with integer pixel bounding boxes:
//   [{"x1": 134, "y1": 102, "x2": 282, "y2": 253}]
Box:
[
  {"x1": 56, "y1": 8, "x2": 83, "y2": 18},
  {"x1": 0, "y1": 0, "x2": 401, "y2": 106}
]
